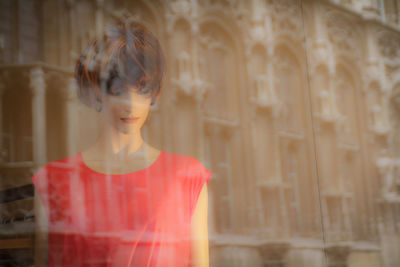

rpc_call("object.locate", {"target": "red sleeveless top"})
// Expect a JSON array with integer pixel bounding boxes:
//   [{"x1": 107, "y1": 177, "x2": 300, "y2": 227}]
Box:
[{"x1": 31, "y1": 150, "x2": 212, "y2": 266}]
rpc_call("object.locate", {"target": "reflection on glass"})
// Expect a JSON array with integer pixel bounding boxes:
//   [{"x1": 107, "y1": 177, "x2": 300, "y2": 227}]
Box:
[
  {"x1": 2, "y1": 0, "x2": 400, "y2": 266},
  {"x1": 29, "y1": 17, "x2": 212, "y2": 266}
]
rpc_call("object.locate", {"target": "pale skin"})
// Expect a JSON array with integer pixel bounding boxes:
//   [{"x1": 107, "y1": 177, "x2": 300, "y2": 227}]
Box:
[{"x1": 35, "y1": 87, "x2": 209, "y2": 266}]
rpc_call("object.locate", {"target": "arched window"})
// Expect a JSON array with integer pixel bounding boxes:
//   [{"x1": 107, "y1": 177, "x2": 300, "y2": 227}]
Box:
[
  {"x1": 199, "y1": 22, "x2": 238, "y2": 120},
  {"x1": 274, "y1": 46, "x2": 303, "y2": 133},
  {"x1": 312, "y1": 66, "x2": 335, "y2": 119},
  {"x1": 171, "y1": 19, "x2": 191, "y2": 83},
  {"x1": 335, "y1": 65, "x2": 358, "y2": 144},
  {"x1": 248, "y1": 45, "x2": 268, "y2": 102}
]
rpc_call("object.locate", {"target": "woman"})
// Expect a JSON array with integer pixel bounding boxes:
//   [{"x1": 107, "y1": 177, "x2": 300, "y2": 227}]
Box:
[{"x1": 32, "y1": 18, "x2": 212, "y2": 266}]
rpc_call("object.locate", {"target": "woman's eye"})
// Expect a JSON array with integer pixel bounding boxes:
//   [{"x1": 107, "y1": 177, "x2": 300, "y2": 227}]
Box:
[
  {"x1": 138, "y1": 89, "x2": 148, "y2": 95},
  {"x1": 108, "y1": 77, "x2": 126, "y2": 96},
  {"x1": 110, "y1": 87, "x2": 124, "y2": 96}
]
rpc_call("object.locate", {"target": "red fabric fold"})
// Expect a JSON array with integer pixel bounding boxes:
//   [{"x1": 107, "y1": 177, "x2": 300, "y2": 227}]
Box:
[{"x1": 31, "y1": 151, "x2": 212, "y2": 267}]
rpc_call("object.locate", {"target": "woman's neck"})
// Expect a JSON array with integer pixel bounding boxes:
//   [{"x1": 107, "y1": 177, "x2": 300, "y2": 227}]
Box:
[
  {"x1": 88, "y1": 124, "x2": 149, "y2": 162},
  {"x1": 81, "y1": 126, "x2": 162, "y2": 175}
]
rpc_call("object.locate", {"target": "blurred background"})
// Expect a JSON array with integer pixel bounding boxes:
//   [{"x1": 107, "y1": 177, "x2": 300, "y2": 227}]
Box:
[{"x1": 1, "y1": 0, "x2": 400, "y2": 266}]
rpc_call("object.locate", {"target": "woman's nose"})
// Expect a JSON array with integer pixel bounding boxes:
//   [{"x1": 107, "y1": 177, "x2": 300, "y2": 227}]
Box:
[
  {"x1": 120, "y1": 92, "x2": 147, "y2": 108},
  {"x1": 121, "y1": 100, "x2": 135, "y2": 115}
]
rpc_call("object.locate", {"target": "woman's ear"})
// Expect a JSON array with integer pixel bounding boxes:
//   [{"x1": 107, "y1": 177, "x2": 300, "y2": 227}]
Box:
[
  {"x1": 94, "y1": 95, "x2": 103, "y2": 112},
  {"x1": 94, "y1": 90, "x2": 105, "y2": 112},
  {"x1": 151, "y1": 94, "x2": 160, "y2": 106}
]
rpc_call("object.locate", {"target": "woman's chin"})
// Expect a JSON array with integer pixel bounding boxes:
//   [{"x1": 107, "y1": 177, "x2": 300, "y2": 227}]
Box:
[
  {"x1": 119, "y1": 126, "x2": 137, "y2": 133},
  {"x1": 108, "y1": 122, "x2": 139, "y2": 134}
]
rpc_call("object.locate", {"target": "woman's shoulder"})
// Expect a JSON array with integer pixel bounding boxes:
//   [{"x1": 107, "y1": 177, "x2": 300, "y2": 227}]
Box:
[
  {"x1": 161, "y1": 150, "x2": 204, "y2": 166},
  {"x1": 162, "y1": 151, "x2": 211, "y2": 178},
  {"x1": 32, "y1": 153, "x2": 80, "y2": 180}
]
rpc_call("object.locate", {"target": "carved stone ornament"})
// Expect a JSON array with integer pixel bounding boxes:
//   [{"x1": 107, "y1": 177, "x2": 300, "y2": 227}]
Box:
[
  {"x1": 269, "y1": 0, "x2": 302, "y2": 38},
  {"x1": 171, "y1": 78, "x2": 210, "y2": 103},
  {"x1": 108, "y1": 9, "x2": 142, "y2": 25},
  {"x1": 250, "y1": 24, "x2": 266, "y2": 41},
  {"x1": 310, "y1": 40, "x2": 330, "y2": 69},
  {"x1": 170, "y1": 51, "x2": 211, "y2": 103},
  {"x1": 168, "y1": 0, "x2": 192, "y2": 15},
  {"x1": 378, "y1": 32, "x2": 400, "y2": 61},
  {"x1": 369, "y1": 104, "x2": 391, "y2": 135},
  {"x1": 314, "y1": 89, "x2": 344, "y2": 133},
  {"x1": 325, "y1": 9, "x2": 360, "y2": 55},
  {"x1": 384, "y1": 64, "x2": 400, "y2": 82},
  {"x1": 251, "y1": 74, "x2": 282, "y2": 118},
  {"x1": 199, "y1": 33, "x2": 227, "y2": 52},
  {"x1": 376, "y1": 157, "x2": 400, "y2": 201}
]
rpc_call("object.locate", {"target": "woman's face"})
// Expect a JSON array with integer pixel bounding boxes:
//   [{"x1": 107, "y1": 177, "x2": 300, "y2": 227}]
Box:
[{"x1": 101, "y1": 85, "x2": 152, "y2": 134}]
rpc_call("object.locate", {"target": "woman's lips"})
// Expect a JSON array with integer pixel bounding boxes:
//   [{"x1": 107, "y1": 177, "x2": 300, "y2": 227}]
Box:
[{"x1": 120, "y1": 117, "x2": 139, "y2": 123}]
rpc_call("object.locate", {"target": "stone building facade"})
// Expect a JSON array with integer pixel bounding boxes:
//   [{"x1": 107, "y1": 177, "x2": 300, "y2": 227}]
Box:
[{"x1": 1, "y1": 0, "x2": 400, "y2": 266}]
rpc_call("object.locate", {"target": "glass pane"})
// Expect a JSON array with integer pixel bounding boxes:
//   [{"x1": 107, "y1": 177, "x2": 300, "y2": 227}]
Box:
[
  {"x1": 2, "y1": 0, "x2": 400, "y2": 266},
  {"x1": 302, "y1": 0, "x2": 398, "y2": 266}
]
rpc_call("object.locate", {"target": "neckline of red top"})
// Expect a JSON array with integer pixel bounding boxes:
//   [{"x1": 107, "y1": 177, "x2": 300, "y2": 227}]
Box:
[{"x1": 78, "y1": 150, "x2": 165, "y2": 176}]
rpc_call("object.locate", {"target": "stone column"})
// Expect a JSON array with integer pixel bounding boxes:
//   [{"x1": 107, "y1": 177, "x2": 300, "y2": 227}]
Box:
[
  {"x1": 30, "y1": 66, "x2": 48, "y2": 267},
  {"x1": 65, "y1": 77, "x2": 78, "y2": 156},
  {"x1": 30, "y1": 67, "x2": 47, "y2": 167}
]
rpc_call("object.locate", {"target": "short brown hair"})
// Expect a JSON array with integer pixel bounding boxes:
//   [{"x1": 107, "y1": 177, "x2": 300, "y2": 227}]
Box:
[{"x1": 74, "y1": 19, "x2": 166, "y2": 111}]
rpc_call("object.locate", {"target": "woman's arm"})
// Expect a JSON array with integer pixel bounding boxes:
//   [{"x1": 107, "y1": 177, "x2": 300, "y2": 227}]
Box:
[{"x1": 190, "y1": 184, "x2": 209, "y2": 267}]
